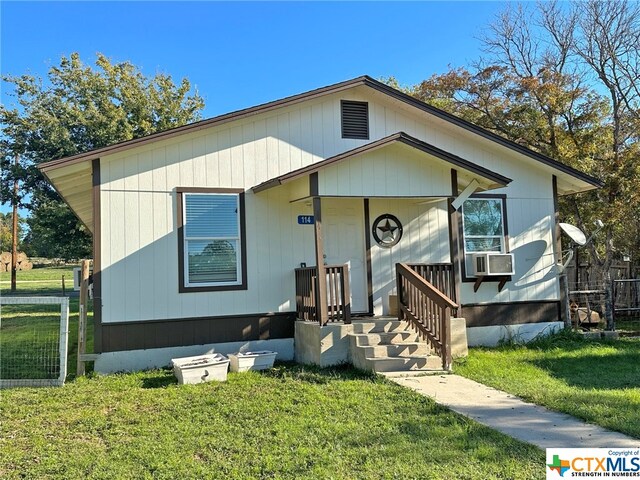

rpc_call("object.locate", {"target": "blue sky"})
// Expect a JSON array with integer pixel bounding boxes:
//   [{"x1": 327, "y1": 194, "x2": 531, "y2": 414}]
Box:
[
  {"x1": 1, "y1": 1, "x2": 505, "y2": 215},
  {"x1": 1, "y1": 1, "x2": 505, "y2": 118}
]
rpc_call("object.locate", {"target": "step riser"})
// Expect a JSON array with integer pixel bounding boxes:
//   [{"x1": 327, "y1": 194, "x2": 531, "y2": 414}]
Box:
[
  {"x1": 352, "y1": 332, "x2": 421, "y2": 346},
  {"x1": 366, "y1": 356, "x2": 443, "y2": 373},
  {"x1": 360, "y1": 344, "x2": 429, "y2": 358},
  {"x1": 352, "y1": 321, "x2": 410, "y2": 334}
]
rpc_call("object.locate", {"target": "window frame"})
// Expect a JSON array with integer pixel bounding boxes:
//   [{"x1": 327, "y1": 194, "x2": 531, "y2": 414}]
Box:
[
  {"x1": 177, "y1": 187, "x2": 247, "y2": 293},
  {"x1": 459, "y1": 194, "x2": 510, "y2": 282}
]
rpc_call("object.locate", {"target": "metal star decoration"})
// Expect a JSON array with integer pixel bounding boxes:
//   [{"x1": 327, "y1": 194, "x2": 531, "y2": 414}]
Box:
[
  {"x1": 377, "y1": 219, "x2": 398, "y2": 242},
  {"x1": 372, "y1": 214, "x2": 403, "y2": 247}
]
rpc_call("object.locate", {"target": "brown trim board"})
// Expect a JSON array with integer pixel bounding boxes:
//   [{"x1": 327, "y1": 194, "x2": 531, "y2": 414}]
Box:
[
  {"x1": 92, "y1": 158, "x2": 103, "y2": 353},
  {"x1": 552, "y1": 175, "x2": 569, "y2": 325},
  {"x1": 309, "y1": 172, "x2": 319, "y2": 197},
  {"x1": 176, "y1": 187, "x2": 248, "y2": 293},
  {"x1": 461, "y1": 301, "x2": 561, "y2": 328},
  {"x1": 448, "y1": 169, "x2": 461, "y2": 305},
  {"x1": 100, "y1": 312, "x2": 296, "y2": 353},
  {"x1": 363, "y1": 198, "x2": 374, "y2": 315}
]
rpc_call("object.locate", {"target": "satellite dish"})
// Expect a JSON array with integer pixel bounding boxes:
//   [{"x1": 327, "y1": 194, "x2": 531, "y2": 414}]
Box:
[{"x1": 559, "y1": 223, "x2": 587, "y2": 246}]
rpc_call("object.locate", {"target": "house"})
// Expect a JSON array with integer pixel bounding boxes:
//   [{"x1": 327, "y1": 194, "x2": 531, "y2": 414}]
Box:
[{"x1": 39, "y1": 76, "x2": 601, "y2": 373}]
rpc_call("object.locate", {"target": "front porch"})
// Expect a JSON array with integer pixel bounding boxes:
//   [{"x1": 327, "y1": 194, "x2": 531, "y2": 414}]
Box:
[
  {"x1": 293, "y1": 262, "x2": 466, "y2": 373},
  {"x1": 250, "y1": 132, "x2": 510, "y2": 373}
]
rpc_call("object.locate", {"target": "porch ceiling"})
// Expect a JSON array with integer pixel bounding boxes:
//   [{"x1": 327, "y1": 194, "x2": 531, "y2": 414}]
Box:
[{"x1": 251, "y1": 132, "x2": 512, "y2": 196}]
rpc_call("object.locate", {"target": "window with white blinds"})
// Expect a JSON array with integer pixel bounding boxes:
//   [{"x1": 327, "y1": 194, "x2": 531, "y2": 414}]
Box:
[{"x1": 183, "y1": 193, "x2": 242, "y2": 287}]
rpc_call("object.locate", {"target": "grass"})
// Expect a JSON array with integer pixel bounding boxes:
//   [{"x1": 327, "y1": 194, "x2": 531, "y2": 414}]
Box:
[
  {"x1": 1, "y1": 264, "x2": 78, "y2": 295},
  {"x1": 616, "y1": 316, "x2": 640, "y2": 333},
  {"x1": 455, "y1": 330, "x2": 640, "y2": 438},
  {"x1": 0, "y1": 364, "x2": 544, "y2": 479}
]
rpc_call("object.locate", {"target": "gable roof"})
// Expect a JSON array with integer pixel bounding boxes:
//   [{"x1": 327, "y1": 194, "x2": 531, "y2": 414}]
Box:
[
  {"x1": 38, "y1": 75, "x2": 602, "y2": 191},
  {"x1": 252, "y1": 132, "x2": 512, "y2": 194}
]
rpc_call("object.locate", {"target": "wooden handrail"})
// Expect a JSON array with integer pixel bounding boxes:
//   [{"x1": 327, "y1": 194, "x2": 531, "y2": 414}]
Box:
[
  {"x1": 397, "y1": 264, "x2": 458, "y2": 309},
  {"x1": 295, "y1": 264, "x2": 351, "y2": 325},
  {"x1": 396, "y1": 262, "x2": 457, "y2": 371},
  {"x1": 406, "y1": 262, "x2": 457, "y2": 306}
]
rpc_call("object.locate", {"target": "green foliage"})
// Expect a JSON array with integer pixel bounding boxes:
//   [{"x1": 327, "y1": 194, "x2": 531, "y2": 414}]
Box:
[
  {"x1": 455, "y1": 333, "x2": 640, "y2": 438},
  {"x1": 23, "y1": 194, "x2": 91, "y2": 260},
  {"x1": 405, "y1": 1, "x2": 640, "y2": 272},
  {"x1": 0, "y1": 212, "x2": 25, "y2": 251},
  {"x1": 1, "y1": 53, "x2": 205, "y2": 254},
  {"x1": 0, "y1": 365, "x2": 543, "y2": 479}
]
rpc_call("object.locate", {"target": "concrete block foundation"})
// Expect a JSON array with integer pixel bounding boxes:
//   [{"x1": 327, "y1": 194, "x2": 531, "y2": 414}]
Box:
[
  {"x1": 294, "y1": 321, "x2": 353, "y2": 367},
  {"x1": 450, "y1": 317, "x2": 468, "y2": 358}
]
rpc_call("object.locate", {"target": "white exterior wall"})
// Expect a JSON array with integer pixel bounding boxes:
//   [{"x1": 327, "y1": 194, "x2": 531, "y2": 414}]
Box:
[
  {"x1": 100, "y1": 86, "x2": 559, "y2": 323},
  {"x1": 368, "y1": 198, "x2": 451, "y2": 315},
  {"x1": 318, "y1": 143, "x2": 451, "y2": 198}
]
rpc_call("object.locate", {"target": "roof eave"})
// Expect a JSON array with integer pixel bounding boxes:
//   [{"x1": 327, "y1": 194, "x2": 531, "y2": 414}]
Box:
[{"x1": 39, "y1": 73, "x2": 601, "y2": 191}]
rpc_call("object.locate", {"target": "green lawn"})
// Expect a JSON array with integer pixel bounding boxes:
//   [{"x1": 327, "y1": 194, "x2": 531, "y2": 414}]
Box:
[
  {"x1": 0, "y1": 365, "x2": 544, "y2": 479},
  {"x1": 617, "y1": 316, "x2": 640, "y2": 333},
  {"x1": 1, "y1": 265, "x2": 79, "y2": 295},
  {"x1": 455, "y1": 331, "x2": 640, "y2": 438}
]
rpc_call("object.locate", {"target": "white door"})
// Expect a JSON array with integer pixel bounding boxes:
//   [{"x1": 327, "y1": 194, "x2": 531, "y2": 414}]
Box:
[{"x1": 323, "y1": 198, "x2": 368, "y2": 313}]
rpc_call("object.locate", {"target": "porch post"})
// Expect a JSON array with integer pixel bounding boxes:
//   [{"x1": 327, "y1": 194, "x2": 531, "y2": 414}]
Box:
[
  {"x1": 448, "y1": 169, "x2": 462, "y2": 310},
  {"x1": 313, "y1": 196, "x2": 329, "y2": 325}
]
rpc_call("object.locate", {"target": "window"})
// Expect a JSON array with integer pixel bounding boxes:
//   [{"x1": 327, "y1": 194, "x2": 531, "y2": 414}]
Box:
[
  {"x1": 177, "y1": 188, "x2": 247, "y2": 292},
  {"x1": 341, "y1": 100, "x2": 369, "y2": 139},
  {"x1": 462, "y1": 198, "x2": 505, "y2": 253},
  {"x1": 461, "y1": 196, "x2": 508, "y2": 277}
]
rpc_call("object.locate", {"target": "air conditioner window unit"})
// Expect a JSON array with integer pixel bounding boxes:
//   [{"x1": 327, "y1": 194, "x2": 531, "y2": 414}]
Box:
[{"x1": 472, "y1": 253, "x2": 514, "y2": 276}]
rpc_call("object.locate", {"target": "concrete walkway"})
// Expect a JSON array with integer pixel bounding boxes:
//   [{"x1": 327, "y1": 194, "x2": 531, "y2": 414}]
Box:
[{"x1": 390, "y1": 374, "x2": 639, "y2": 449}]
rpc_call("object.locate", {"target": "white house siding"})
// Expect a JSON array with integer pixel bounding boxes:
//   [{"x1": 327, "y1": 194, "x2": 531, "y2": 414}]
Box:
[
  {"x1": 368, "y1": 198, "x2": 451, "y2": 315},
  {"x1": 99, "y1": 86, "x2": 559, "y2": 323},
  {"x1": 317, "y1": 143, "x2": 452, "y2": 198}
]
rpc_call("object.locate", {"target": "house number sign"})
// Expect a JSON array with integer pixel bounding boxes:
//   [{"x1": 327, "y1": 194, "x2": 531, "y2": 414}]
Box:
[
  {"x1": 297, "y1": 215, "x2": 315, "y2": 225},
  {"x1": 372, "y1": 214, "x2": 403, "y2": 248}
]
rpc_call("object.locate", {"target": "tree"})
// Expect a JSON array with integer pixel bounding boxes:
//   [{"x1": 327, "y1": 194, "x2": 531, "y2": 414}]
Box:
[
  {"x1": 0, "y1": 212, "x2": 24, "y2": 252},
  {"x1": 1, "y1": 53, "x2": 205, "y2": 259},
  {"x1": 405, "y1": 1, "x2": 640, "y2": 328},
  {"x1": 22, "y1": 192, "x2": 92, "y2": 260}
]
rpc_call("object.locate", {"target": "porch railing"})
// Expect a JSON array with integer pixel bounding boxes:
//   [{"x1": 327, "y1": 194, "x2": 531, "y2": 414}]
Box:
[
  {"x1": 396, "y1": 262, "x2": 458, "y2": 371},
  {"x1": 295, "y1": 264, "x2": 351, "y2": 325},
  {"x1": 406, "y1": 263, "x2": 457, "y2": 308}
]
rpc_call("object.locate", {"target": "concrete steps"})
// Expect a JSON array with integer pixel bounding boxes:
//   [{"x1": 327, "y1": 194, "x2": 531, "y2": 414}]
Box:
[{"x1": 349, "y1": 318, "x2": 444, "y2": 374}]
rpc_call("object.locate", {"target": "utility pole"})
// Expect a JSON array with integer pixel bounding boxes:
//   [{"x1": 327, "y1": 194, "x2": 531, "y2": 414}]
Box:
[{"x1": 11, "y1": 154, "x2": 19, "y2": 293}]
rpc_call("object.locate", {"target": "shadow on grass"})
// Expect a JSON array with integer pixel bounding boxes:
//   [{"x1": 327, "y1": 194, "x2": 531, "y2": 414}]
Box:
[
  {"x1": 531, "y1": 350, "x2": 640, "y2": 390},
  {"x1": 141, "y1": 369, "x2": 178, "y2": 389},
  {"x1": 138, "y1": 362, "x2": 379, "y2": 389},
  {"x1": 261, "y1": 361, "x2": 379, "y2": 383}
]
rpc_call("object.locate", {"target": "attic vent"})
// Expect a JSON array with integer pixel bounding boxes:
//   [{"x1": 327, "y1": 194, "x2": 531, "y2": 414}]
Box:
[{"x1": 341, "y1": 100, "x2": 369, "y2": 139}]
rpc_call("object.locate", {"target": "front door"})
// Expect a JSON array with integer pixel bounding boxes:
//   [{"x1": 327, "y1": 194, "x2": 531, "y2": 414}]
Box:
[{"x1": 323, "y1": 198, "x2": 368, "y2": 313}]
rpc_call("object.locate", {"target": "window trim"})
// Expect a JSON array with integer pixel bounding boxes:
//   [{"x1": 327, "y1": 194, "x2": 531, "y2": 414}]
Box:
[
  {"x1": 341, "y1": 100, "x2": 370, "y2": 140},
  {"x1": 459, "y1": 194, "x2": 510, "y2": 283},
  {"x1": 177, "y1": 187, "x2": 247, "y2": 293}
]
